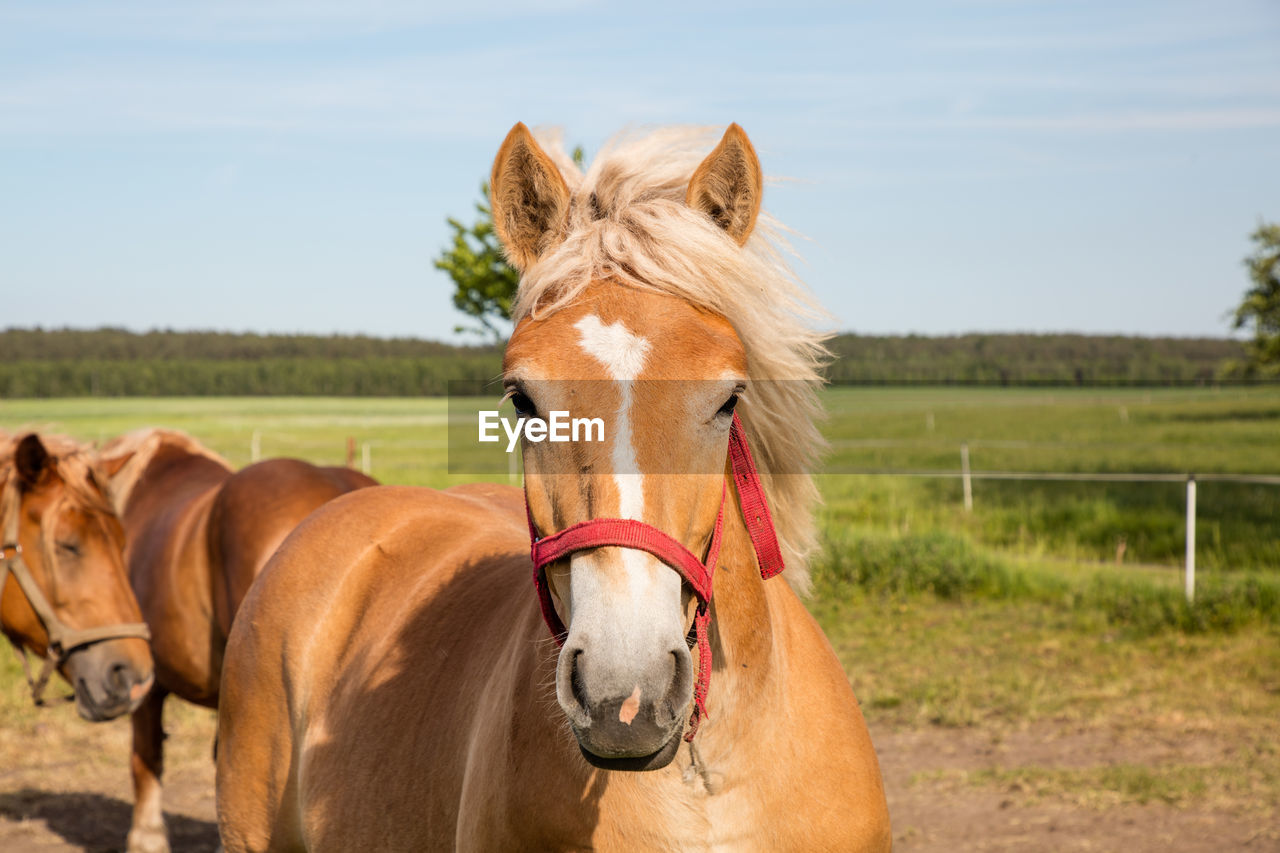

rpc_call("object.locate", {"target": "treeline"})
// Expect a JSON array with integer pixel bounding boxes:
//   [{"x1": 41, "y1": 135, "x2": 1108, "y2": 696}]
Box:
[
  {"x1": 0, "y1": 357, "x2": 502, "y2": 398},
  {"x1": 0, "y1": 327, "x2": 1252, "y2": 398},
  {"x1": 826, "y1": 333, "x2": 1245, "y2": 385},
  {"x1": 0, "y1": 328, "x2": 502, "y2": 397},
  {"x1": 0, "y1": 327, "x2": 495, "y2": 362}
]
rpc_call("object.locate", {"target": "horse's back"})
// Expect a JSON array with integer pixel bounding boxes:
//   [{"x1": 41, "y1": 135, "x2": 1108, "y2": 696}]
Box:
[
  {"x1": 207, "y1": 458, "x2": 378, "y2": 639},
  {"x1": 217, "y1": 483, "x2": 537, "y2": 852},
  {"x1": 319, "y1": 464, "x2": 379, "y2": 492}
]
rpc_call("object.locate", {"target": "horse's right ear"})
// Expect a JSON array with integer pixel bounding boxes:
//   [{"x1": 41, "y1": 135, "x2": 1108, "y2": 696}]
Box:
[
  {"x1": 490, "y1": 122, "x2": 571, "y2": 272},
  {"x1": 14, "y1": 434, "x2": 50, "y2": 487},
  {"x1": 96, "y1": 450, "x2": 134, "y2": 480},
  {"x1": 92, "y1": 448, "x2": 139, "y2": 515}
]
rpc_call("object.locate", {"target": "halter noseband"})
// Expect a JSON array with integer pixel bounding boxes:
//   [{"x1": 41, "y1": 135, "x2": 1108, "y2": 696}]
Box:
[
  {"x1": 1, "y1": 476, "x2": 151, "y2": 707},
  {"x1": 527, "y1": 411, "x2": 784, "y2": 741}
]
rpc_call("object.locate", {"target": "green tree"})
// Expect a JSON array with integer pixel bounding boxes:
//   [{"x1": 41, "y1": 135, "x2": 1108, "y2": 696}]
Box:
[
  {"x1": 434, "y1": 183, "x2": 521, "y2": 341},
  {"x1": 436, "y1": 147, "x2": 583, "y2": 341},
  {"x1": 1230, "y1": 222, "x2": 1280, "y2": 376}
]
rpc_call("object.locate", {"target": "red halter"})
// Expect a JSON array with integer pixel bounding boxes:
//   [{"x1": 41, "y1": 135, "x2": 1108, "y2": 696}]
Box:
[{"x1": 527, "y1": 411, "x2": 784, "y2": 741}]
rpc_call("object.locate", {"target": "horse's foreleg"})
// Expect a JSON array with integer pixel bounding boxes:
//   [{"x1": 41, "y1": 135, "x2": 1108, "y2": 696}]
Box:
[{"x1": 128, "y1": 687, "x2": 170, "y2": 853}]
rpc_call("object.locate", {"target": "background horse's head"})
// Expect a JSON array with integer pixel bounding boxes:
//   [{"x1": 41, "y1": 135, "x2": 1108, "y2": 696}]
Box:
[
  {"x1": 493, "y1": 123, "x2": 823, "y2": 769},
  {"x1": 1, "y1": 433, "x2": 153, "y2": 721}
]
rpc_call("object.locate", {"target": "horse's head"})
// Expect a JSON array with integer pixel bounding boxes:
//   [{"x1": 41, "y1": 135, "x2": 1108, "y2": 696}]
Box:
[
  {"x1": 1, "y1": 433, "x2": 153, "y2": 720},
  {"x1": 494, "y1": 123, "x2": 767, "y2": 770}
]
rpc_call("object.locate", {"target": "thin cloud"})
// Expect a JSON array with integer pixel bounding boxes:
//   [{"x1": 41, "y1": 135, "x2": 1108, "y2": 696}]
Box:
[
  {"x1": 836, "y1": 108, "x2": 1280, "y2": 133},
  {"x1": 0, "y1": 0, "x2": 598, "y2": 42}
]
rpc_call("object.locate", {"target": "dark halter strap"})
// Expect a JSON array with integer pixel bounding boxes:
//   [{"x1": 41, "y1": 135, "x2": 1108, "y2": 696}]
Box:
[
  {"x1": 1, "y1": 477, "x2": 151, "y2": 707},
  {"x1": 527, "y1": 411, "x2": 784, "y2": 741}
]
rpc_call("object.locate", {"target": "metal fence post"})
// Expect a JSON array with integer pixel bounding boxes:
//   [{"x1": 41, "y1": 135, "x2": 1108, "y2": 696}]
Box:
[{"x1": 1185, "y1": 474, "x2": 1196, "y2": 603}]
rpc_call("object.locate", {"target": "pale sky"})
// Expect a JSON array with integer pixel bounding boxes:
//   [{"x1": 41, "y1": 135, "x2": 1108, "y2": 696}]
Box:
[{"x1": 2, "y1": 1, "x2": 1278, "y2": 342}]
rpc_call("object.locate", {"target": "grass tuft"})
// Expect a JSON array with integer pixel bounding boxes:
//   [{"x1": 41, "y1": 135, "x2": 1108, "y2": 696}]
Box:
[{"x1": 812, "y1": 528, "x2": 1280, "y2": 634}]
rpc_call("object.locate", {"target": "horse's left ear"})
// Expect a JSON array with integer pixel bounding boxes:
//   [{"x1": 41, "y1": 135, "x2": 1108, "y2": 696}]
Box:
[
  {"x1": 490, "y1": 122, "x2": 572, "y2": 272},
  {"x1": 686, "y1": 123, "x2": 763, "y2": 246},
  {"x1": 14, "y1": 434, "x2": 50, "y2": 487}
]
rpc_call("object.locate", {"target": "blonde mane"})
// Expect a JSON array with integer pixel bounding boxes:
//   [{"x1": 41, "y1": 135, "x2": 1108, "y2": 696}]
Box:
[
  {"x1": 97, "y1": 428, "x2": 232, "y2": 514},
  {"x1": 0, "y1": 432, "x2": 117, "y2": 519},
  {"x1": 515, "y1": 127, "x2": 829, "y2": 593}
]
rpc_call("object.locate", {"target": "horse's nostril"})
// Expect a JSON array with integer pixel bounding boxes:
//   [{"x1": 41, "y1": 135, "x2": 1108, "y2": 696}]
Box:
[
  {"x1": 662, "y1": 645, "x2": 694, "y2": 719},
  {"x1": 555, "y1": 646, "x2": 593, "y2": 730},
  {"x1": 568, "y1": 649, "x2": 589, "y2": 713},
  {"x1": 108, "y1": 662, "x2": 134, "y2": 694}
]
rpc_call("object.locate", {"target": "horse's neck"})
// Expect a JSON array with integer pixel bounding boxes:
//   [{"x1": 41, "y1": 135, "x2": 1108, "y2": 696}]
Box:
[
  {"x1": 704, "y1": 504, "x2": 783, "y2": 728},
  {"x1": 134, "y1": 447, "x2": 227, "y2": 505},
  {"x1": 122, "y1": 447, "x2": 229, "y2": 550}
]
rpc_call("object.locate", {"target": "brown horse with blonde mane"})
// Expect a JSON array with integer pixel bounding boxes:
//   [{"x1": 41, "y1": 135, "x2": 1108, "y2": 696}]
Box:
[
  {"x1": 217, "y1": 124, "x2": 891, "y2": 850},
  {"x1": 96, "y1": 429, "x2": 377, "y2": 853},
  {"x1": 1, "y1": 432, "x2": 153, "y2": 721}
]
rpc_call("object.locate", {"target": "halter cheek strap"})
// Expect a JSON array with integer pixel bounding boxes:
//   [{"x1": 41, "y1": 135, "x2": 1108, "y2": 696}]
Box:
[{"x1": 527, "y1": 411, "x2": 783, "y2": 741}]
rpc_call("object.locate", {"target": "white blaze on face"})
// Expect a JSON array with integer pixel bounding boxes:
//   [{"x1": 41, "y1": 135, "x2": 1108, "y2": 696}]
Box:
[
  {"x1": 573, "y1": 314, "x2": 649, "y2": 518},
  {"x1": 567, "y1": 315, "x2": 683, "y2": 693}
]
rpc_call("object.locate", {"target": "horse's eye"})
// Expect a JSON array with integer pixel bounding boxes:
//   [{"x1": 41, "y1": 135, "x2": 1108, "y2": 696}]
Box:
[
  {"x1": 509, "y1": 391, "x2": 537, "y2": 418},
  {"x1": 56, "y1": 541, "x2": 81, "y2": 557},
  {"x1": 717, "y1": 394, "x2": 739, "y2": 417}
]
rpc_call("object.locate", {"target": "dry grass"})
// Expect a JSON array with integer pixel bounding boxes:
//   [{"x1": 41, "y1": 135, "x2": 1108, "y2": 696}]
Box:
[
  {"x1": 819, "y1": 592, "x2": 1280, "y2": 821},
  {"x1": 0, "y1": 653, "x2": 216, "y2": 791}
]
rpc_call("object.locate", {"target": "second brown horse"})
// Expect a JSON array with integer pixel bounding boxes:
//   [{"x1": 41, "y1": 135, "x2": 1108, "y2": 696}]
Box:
[{"x1": 98, "y1": 429, "x2": 376, "y2": 853}]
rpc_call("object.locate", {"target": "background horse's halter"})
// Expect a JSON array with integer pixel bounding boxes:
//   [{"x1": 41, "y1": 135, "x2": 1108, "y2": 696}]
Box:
[
  {"x1": 528, "y1": 411, "x2": 784, "y2": 741},
  {"x1": 0, "y1": 476, "x2": 151, "y2": 706}
]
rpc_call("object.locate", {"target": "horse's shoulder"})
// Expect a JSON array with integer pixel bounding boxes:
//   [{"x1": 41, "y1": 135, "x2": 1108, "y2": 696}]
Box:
[{"x1": 757, "y1": 581, "x2": 890, "y2": 838}]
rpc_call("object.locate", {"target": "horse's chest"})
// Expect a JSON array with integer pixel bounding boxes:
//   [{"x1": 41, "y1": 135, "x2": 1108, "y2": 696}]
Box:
[{"x1": 582, "y1": 772, "x2": 775, "y2": 853}]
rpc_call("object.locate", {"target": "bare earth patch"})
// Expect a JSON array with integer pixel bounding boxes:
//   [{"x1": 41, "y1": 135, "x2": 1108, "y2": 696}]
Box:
[
  {"x1": 876, "y1": 721, "x2": 1279, "y2": 852},
  {"x1": 0, "y1": 696, "x2": 218, "y2": 853},
  {"x1": 2, "y1": 707, "x2": 1277, "y2": 850},
  {"x1": 818, "y1": 594, "x2": 1280, "y2": 852}
]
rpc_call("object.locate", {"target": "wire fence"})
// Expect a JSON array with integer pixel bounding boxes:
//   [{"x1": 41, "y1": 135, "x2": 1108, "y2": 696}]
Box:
[
  {"x1": 824, "y1": 440, "x2": 1280, "y2": 603},
  {"x1": 240, "y1": 430, "x2": 1280, "y2": 604}
]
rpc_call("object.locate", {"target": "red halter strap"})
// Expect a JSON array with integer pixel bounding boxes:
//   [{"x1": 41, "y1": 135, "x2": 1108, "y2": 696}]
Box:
[{"x1": 527, "y1": 411, "x2": 783, "y2": 741}]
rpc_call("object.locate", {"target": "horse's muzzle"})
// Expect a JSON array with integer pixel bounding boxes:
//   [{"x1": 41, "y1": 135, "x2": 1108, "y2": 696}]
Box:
[
  {"x1": 558, "y1": 644, "x2": 691, "y2": 770},
  {"x1": 66, "y1": 643, "x2": 154, "y2": 722}
]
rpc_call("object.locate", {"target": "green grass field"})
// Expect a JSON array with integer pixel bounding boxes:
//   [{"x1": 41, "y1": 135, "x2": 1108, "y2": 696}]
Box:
[
  {"x1": 819, "y1": 386, "x2": 1280, "y2": 572},
  {"x1": 5, "y1": 386, "x2": 1277, "y2": 571},
  {"x1": 5, "y1": 387, "x2": 1278, "y2": 632}
]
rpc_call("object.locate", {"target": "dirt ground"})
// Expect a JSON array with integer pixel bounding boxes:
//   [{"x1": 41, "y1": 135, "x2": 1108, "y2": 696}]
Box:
[
  {"x1": 1, "y1": 704, "x2": 1275, "y2": 853},
  {"x1": 879, "y1": 724, "x2": 1277, "y2": 852}
]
